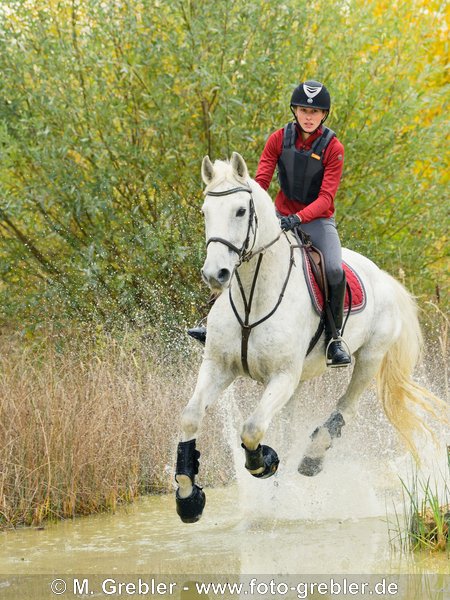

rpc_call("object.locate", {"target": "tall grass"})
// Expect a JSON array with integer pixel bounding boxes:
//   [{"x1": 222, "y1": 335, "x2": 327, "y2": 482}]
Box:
[
  {"x1": 387, "y1": 304, "x2": 449, "y2": 554},
  {"x1": 0, "y1": 329, "x2": 231, "y2": 528},
  {"x1": 388, "y1": 471, "x2": 450, "y2": 553},
  {"x1": 1, "y1": 301, "x2": 447, "y2": 529}
]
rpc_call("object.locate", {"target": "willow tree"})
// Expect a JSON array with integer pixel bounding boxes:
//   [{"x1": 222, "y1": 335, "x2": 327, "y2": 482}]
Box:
[{"x1": 0, "y1": 0, "x2": 446, "y2": 327}]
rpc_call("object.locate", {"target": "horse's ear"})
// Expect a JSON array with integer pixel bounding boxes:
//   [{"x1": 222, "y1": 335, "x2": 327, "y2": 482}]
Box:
[
  {"x1": 231, "y1": 152, "x2": 248, "y2": 181},
  {"x1": 201, "y1": 155, "x2": 215, "y2": 185}
]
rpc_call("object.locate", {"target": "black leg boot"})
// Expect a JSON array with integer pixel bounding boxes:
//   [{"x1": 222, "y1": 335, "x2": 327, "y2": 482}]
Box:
[
  {"x1": 187, "y1": 294, "x2": 219, "y2": 345},
  {"x1": 325, "y1": 274, "x2": 351, "y2": 367},
  {"x1": 187, "y1": 324, "x2": 207, "y2": 345}
]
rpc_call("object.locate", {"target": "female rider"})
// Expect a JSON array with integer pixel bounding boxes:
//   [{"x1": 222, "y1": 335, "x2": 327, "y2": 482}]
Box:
[
  {"x1": 254, "y1": 80, "x2": 351, "y2": 366},
  {"x1": 189, "y1": 80, "x2": 350, "y2": 367}
]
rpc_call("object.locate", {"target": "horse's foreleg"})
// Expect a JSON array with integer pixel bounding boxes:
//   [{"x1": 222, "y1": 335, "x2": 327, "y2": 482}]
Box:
[
  {"x1": 299, "y1": 348, "x2": 384, "y2": 476},
  {"x1": 175, "y1": 359, "x2": 233, "y2": 523},
  {"x1": 241, "y1": 371, "x2": 298, "y2": 478}
]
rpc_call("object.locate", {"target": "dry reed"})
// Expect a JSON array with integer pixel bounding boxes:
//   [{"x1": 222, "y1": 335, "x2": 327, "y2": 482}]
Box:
[
  {"x1": 0, "y1": 329, "x2": 231, "y2": 528},
  {"x1": 1, "y1": 302, "x2": 447, "y2": 529}
]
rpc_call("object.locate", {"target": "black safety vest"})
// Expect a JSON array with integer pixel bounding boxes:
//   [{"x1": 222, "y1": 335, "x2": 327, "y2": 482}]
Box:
[{"x1": 277, "y1": 122, "x2": 336, "y2": 205}]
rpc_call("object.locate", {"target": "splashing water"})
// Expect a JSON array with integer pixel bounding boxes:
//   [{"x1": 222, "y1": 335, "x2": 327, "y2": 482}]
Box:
[{"x1": 216, "y1": 358, "x2": 449, "y2": 523}]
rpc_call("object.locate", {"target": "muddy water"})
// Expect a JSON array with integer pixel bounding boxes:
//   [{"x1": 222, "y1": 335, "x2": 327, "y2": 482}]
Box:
[
  {"x1": 1, "y1": 375, "x2": 449, "y2": 599},
  {"x1": 0, "y1": 486, "x2": 447, "y2": 575},
  {"x1": 0, "y1": 486, "x2": 449, "y2": 599}
]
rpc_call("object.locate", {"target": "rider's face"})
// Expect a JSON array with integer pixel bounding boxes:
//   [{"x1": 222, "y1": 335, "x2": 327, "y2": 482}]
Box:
[{"x1": 294, "y1": 106, "x2": 327, "y2": 137}]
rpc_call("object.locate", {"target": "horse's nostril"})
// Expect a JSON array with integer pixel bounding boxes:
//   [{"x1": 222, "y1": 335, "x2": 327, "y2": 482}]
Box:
[{"x1": 217, "y1": 269, "x2": 230, "y2": 283}]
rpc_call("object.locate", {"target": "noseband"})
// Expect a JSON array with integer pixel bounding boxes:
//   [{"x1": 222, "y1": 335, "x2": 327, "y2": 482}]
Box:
[{"x1": 205, "y1": 186, "x2": 257, "y2": 262}]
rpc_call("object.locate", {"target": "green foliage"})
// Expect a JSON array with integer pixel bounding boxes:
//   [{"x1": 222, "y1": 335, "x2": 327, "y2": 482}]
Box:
[
  {"x1": 0, "y1": 0, "x2": 447, "y2": 328},
  {"x1": 389, "y1": 471, "x2": 450, "y2": 553}
]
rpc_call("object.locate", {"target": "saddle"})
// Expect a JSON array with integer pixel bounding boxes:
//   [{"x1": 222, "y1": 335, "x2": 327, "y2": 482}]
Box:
[{"x1": 293, "y1": 229, "x2": 366, "y2": 316}]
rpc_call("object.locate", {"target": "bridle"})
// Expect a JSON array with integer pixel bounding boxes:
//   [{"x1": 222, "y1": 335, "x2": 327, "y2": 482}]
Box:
[
  {"x1": 205, "y1": 184, "x2": 282, "y2": 262},
  {"x1": 203, "y1": 183, "x2": 291, "y2": 376},
  {"x1": 205, "y1": 185, "x2": 258, "y2": 263}
]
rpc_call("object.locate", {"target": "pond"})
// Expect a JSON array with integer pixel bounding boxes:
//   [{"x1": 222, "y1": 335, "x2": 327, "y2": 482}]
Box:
[{"x1": 1, "y1": 379, "x2": 448, "y2": 599}]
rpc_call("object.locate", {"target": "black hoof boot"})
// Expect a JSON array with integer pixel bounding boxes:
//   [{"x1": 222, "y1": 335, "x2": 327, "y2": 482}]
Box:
[
  {"x1": 175, "y1": 439, "x2": 205, "y2": 523},
  {"x1": 176, "y1": 485, "x2": 206, "y2": 523},
  {"x1": 242, "y1": 444, "x2": 279, "y2": 479},
  {"x1": 187, "y1": 326, "x2": 207, "y2": 345},
  {"x1": 298, "y1": 456, "x2": 323, "y2": 477}
]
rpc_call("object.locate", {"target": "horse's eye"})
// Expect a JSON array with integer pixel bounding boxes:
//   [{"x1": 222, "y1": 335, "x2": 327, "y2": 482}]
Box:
[{"x1": 236, "y1": 207, "x2": 246, "y2": 217}]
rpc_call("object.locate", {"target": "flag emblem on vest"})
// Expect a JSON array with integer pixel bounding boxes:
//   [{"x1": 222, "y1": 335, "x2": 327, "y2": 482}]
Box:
[{"x1": 303, "y1": 83, "x2": 323, "y2": 104}]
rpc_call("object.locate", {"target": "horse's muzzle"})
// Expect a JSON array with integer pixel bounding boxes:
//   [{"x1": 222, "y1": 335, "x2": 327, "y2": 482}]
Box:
[{"x1": 201, "y1": 267, "x2": 231, "y2": 291}]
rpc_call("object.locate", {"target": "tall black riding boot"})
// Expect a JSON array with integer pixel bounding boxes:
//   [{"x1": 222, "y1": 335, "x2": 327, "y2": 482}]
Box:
[
  {"x1": 187, "y1": 325, "x2": 207, "y2": 345},
  {"x1": 325, "y1": 274, "x2": 352, "y2": 367},
  {"x1": 187, "y1": 294, "x2": 219, "y2": 345}
]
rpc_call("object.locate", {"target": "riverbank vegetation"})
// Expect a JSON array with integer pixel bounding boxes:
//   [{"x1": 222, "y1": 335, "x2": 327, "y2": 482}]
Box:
[
  {"x1": 1, "y1": 315, "x2": 448, "y2": 529},
  {"x1": 0, "y1": 328, "x2": 236, "y2": 527},
  {"x1": 389, "y1": 473, "x2": 450, "y2": 553},
  {"x1": 0, "y1": 0, "x2": 447, "y2": 331},
  {"x1": 0, "y1": 0, "x2": 448, "y2": 529}
]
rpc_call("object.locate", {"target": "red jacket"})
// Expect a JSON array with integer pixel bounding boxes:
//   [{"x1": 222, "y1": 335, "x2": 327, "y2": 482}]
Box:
[{"x1": 255, "y1": 124, "x2": 344, "y2": 223}]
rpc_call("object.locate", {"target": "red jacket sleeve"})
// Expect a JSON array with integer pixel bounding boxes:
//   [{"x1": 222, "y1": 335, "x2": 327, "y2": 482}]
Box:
[{"x1": 254, "y1": 129, "x2": 284, "y2": 191}]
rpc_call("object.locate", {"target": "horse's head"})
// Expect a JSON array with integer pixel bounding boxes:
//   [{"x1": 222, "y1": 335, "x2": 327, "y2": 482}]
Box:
[{"x1": 200, "y1": 152, "x2": 256, "y2": 291}]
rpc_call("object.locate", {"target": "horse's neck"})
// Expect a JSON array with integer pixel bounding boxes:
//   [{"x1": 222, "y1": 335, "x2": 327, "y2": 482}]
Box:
[
  {"x1": 233, "y1": 224, "x2": 294, "y2": 304},
  {"x1": 232, "y1": 184, "x2": 306, "y2": 305},
  {"x1": 250, "y1": 186, "x2": 281, "y2": 250}
]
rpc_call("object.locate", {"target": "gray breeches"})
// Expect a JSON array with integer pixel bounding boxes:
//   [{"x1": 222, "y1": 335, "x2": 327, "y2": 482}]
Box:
[{"x1": 299, "y1": 218, "x2": 344, "y2": 286}]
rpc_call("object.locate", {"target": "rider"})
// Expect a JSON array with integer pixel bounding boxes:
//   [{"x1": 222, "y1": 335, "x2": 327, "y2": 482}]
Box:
[
  {"x1": 254, "y1": 80, "x2": 351, "y2": 366},
  {"x1": 189, "y1": 80, "x2": 351, "y2": 367}
]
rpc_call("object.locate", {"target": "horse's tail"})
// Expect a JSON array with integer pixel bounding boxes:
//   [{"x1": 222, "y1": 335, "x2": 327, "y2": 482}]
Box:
[{"x1": 376, "y1": 274, "x2": 447, "y2": 457}]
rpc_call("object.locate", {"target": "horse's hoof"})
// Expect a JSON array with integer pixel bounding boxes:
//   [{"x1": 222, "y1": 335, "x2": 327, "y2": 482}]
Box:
[
  {"x1": 298, "y1": 456, "x2": 323, "y2": 477},
  {"x1": 176, "y1": 484, "x2": 206, "y2": 523},
  {"x1": 247, "y1": 445, "x2": 279, "y2": 479}
]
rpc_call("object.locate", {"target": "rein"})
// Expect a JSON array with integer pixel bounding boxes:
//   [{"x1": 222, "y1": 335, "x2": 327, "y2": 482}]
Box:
[
  {"x1": 204, "y1": 183, "x2": 339, "y2": 376},
  {"x1": 204, "y1": 183, "x2": 353, "y2": 376}
]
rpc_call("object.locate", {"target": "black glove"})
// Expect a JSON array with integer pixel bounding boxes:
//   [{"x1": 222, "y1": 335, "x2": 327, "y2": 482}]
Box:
[{"x1": 279, "y1": 214, "x2": 301, "y2": 231}]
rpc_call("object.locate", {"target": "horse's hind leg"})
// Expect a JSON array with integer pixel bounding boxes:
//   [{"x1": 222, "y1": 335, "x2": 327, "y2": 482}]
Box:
[
  {"x1": 299, "y1": 347, "x2": 385, "y2": 476},
  {"x1": 175, "y1": 359, "x2": 233, "y2": 523},
  {"x1": 241, "y1": 371, "x2": 298, "y2": 478}
]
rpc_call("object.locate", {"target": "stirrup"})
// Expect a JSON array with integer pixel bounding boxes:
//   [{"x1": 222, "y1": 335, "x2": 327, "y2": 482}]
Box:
[{"x1": 326, "y1": 336, "x2": 352, "y2": 368}]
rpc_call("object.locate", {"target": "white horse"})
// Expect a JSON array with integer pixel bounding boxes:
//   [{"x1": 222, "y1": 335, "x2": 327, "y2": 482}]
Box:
[{"x1": 174, "y1": 152, "x2": 445, "y2": 523}]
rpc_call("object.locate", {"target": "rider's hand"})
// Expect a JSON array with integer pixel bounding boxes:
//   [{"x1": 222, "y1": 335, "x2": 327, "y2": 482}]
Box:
[{"x1": 279, "y1": 214, "x2": 301, "y2": 231}]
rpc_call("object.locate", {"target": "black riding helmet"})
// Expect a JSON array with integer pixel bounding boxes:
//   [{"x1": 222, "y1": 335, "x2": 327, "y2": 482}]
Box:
[
  {"x1": 290, "y1": 80, "x2": 330, "y2": 126},
  {"x1": 291, "y1": 80, "x2": 331, "y2": 110}
]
